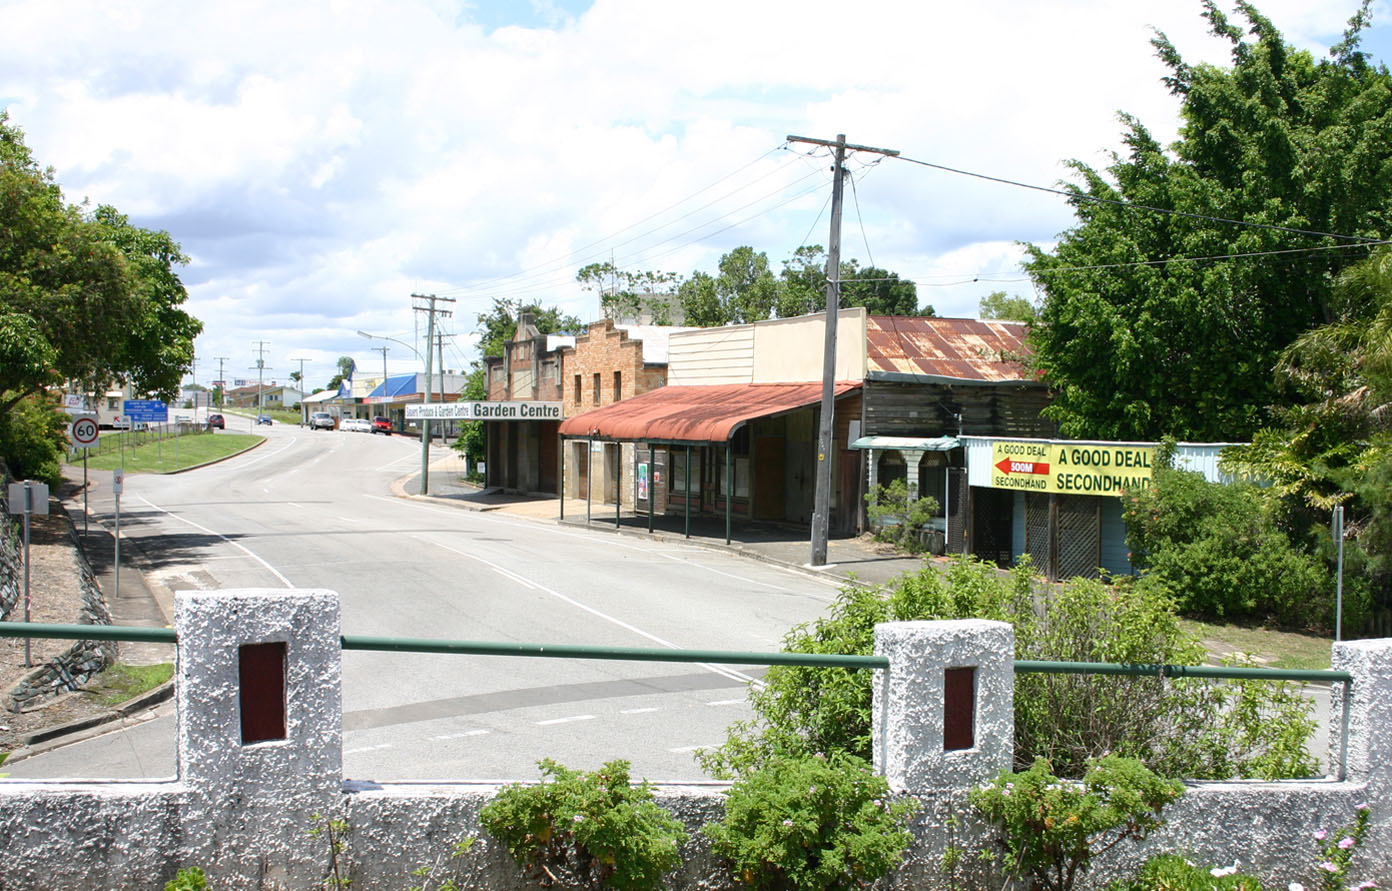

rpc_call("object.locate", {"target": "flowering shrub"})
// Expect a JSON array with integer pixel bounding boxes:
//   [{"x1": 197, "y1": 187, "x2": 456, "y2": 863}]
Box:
[
  {"x1": 970, "y1": 755, "x2": 1184, "y2": 891},
  {"x1": 1310, "y1": 803, "x2": 1376, "y2": 891},
  {"x1": 702, "y1": 752, "x2": 918, "y2": 891},
  {"x1": 479, "y1": 759, "x2": 687, "y2": 891},
  {"x1": 1104, "y1": 854, "x2": 1261, "y2": 891}
]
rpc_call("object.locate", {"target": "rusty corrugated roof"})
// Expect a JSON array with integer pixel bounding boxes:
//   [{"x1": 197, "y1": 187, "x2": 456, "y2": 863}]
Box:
[
  {"x1": 559, "y1": 381, "x2": 861, "y2": 443},
  {"x1": 866, "y1": 316, "x2": 1034, "y2": 383}
]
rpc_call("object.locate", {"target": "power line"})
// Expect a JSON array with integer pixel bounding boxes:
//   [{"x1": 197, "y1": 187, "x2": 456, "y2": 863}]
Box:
[
  {"x1": 438, "y1": 146, "x2": 807, "y2": 298},
  {"x1": 907, "y1": 238, "x2": 1392, "y2": 287},
  {"x1": 892, "y1": 153, "x2": 1383, "y2": 244}
]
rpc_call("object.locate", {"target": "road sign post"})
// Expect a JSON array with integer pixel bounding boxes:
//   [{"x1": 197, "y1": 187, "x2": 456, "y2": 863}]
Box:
[
  {"x1": 7, "y1": 480, "x2": 49, "y2": 666},
  {"x1": 70, "y1": 417, "x2": 99, "y2": 538},
  {"x1": 113, "y1": 468, "x2": 124, "y2": 604}
]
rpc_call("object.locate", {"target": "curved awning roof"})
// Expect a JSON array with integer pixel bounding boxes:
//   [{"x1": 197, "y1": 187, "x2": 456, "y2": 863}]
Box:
[
  {"x1": 558, "y1": 381, "x2": 862, "y2": 444},
  {"x1": 850, "y1": 435, "x2": 959, "y2": 451}
]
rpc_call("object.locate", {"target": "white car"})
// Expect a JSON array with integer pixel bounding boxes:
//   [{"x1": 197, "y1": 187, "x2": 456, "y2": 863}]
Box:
[
  {"x1": 340, "y1": 417, "x2": 371, "y2": 433},
  {"x1": 309, "y1": 412, "x2": 336, "y2": 430}
]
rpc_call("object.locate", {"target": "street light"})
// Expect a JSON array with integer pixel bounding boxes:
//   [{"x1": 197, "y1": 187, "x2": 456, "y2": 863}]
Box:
[
  {"x1": 357, "y1": 330, "x2": 436, "y2": 492},
  {"x1": 356, "y1": 329, "x2": 425, "y2": 415}
]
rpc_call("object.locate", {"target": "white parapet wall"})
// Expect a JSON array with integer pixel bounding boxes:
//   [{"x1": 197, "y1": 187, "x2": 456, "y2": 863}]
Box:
[{"x1": 0, "y1": 590, "x2": 1388, "y2": 889}]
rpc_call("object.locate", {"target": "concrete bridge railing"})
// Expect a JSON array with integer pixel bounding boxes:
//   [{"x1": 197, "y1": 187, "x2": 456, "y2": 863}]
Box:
[{"x1": 0, "y1": 589, "x2": 1387, "y2": 890}]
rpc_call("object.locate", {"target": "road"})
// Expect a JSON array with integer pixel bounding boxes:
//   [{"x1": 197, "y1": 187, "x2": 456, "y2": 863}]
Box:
[{"x1": 9, "y1": 422, "x2": 844, "y2": 783}]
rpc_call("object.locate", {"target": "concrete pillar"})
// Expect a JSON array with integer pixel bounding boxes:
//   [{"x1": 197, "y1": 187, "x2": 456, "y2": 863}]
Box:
[
  {"x1": 1331, "y1": 637, "x2": 1392, "y2": 860},
  {"x1": 176, "y1": 589, "x2": 343, "y2": 887},
  {"x1": 872, "y1": 619, "x2": 1013, "y2": 793},
  {"x1": 904, "y1": 449, "x2": 920, "y2": 502}
]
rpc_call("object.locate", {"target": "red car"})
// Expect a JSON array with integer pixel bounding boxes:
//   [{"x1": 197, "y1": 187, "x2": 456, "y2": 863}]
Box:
[
  {"x1": 207, "y1": 413, "x2": 225, "y2": 430},
  {"x1": 372, "y1": 416, "x2": 392, "y2": 435}
]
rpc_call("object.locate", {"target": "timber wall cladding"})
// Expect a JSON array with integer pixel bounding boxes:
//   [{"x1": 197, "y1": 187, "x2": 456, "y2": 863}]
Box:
[{"x1": 863, "y1": 381, "x2": 1055, "y2": 438}]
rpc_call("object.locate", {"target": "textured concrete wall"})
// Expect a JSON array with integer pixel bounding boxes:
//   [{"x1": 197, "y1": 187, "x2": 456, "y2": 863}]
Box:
[{"x1": 0, "y1": 592, "x2": 1388, "y2": 890}]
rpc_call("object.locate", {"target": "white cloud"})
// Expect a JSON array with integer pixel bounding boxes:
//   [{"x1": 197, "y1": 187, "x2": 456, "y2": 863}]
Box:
[{"x1": 0, "y1": 0, "x2": 1384, "y2": 387}]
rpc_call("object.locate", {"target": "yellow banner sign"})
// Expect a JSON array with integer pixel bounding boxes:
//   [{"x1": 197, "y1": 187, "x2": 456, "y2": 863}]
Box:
[{"x1": 989, "y1": 442, "x2": 1156, "y2": 495}]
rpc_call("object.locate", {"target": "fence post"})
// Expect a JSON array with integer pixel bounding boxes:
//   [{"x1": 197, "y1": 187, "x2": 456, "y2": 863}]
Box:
[
  {"x1": 872, "y1": 619, "x2": 1014, "y2": 793},
  {"x1": 174, "y1": 589, "x2": 343, "y2": 886}
]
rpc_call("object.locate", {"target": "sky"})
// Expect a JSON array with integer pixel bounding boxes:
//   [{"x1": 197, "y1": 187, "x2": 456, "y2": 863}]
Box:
[{"x1": 2, "y1": 0, "x2": 1389, "y2": 392}]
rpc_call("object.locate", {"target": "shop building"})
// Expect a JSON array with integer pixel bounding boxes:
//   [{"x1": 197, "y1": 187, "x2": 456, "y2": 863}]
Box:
[{"x1": 959, "y1": 436, "x2": 1240, "y2": 579}]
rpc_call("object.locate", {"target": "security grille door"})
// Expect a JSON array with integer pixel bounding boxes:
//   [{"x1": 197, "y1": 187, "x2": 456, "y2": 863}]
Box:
[
  {"x1": 1024, "y1": 493, "x2": 1052, "y2": 575},
  {"x1": 946, "y1": 468, "x2": 967, "y2": 554},
  {"x1": 1056, "y1": 495, "x2": 1102, "y2": 580}
]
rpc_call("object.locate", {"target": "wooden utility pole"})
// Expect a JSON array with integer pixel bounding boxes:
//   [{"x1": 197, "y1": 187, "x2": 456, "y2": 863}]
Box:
[
  {"x1": 412, "y1": 293, "x2": 455, "y2": 494},
  {"x1": 787, "y1": 134, "x2": 899, "y2": 566}
]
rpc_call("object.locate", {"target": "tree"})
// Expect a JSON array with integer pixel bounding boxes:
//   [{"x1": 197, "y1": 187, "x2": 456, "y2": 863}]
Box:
[
  {"x1": 449, "y1": 366, "x2": 487, "y2": 481},
  {"x1": 779, "y1": 245, "x2": 930, "y2": 318},
  {"x1": 1221, "y1": 246, "x2": 1392, "y2": 621},
  {"x1": 979, "y1": 290, "x2": 1038, "y2": 324},
  {"x1": 1025, "y1": 2, "x2": 1392, "y2": 441},
  {"x1": 474, "y1": 298, "x2": 583, "y2": 359},
  {"x1": 326, "y1": 355, "x2": 356, "y2": 391},
  {"x1": 576, "y1": 262, "x2": 681, "y2": 324}
]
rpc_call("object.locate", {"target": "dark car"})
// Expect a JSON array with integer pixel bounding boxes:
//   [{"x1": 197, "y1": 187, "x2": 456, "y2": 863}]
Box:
[
  {"x1": 207, "y1": 413, "x2": 225, "y2": 430},
  {"x1": 372, "y1": 416, "x2": 392, "y2": 435},
  {"x1": 256, "y1": 414, "x2": 273, "y2": 426}
]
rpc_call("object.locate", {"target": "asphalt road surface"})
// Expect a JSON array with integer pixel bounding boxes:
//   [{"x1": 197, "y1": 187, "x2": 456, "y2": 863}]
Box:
[{"x1": 9, "y1": 421, "x2": 845, "y2": 783}]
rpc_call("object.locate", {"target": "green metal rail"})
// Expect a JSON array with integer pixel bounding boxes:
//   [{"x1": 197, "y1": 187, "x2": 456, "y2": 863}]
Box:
[{"x1": 0, "y1": 622, "x2": 1353, "y2": 683}]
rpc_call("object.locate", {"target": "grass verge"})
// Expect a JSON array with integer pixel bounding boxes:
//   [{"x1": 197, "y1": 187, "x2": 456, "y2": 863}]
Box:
[
  {"x1": 83, "y1": 662, "x2": 174, "y2": 707},
  {"x1": 79, "y1": 432, "x2": 262, "y2": 474},
  {"x1": 1180, "y1": 618, "x2": 1333, "y2": 671}
]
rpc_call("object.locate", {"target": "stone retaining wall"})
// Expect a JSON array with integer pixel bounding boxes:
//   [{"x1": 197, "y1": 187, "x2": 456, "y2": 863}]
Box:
[
  {"x1": 0, "y1": 591, "x2": 1387, "y2": 890},
  {"x1": 3, "y1": 501, "x2": 116, "y2": 712}
]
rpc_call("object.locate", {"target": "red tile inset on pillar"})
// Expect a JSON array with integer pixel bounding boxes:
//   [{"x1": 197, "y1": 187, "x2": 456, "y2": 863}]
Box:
[
  {"x1": 943, "y1": 666, "x2": 976, "y2": 751},
  {"x1": 239, "y1": 642, "x2": 287, "y2": 744}
]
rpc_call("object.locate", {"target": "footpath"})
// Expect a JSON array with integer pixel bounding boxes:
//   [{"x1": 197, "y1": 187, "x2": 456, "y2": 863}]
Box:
[{"x1": 399, "y1": 451, "x2": 934, "y2": 589}]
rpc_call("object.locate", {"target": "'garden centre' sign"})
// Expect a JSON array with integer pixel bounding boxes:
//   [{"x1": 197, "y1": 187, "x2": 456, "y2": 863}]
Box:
[
  {"x1": 406, "y1": 401, "x2": 562, "y2": 421},
  {"x1": 989, "y1": 441, "x2": 1156, "y2": 495}
]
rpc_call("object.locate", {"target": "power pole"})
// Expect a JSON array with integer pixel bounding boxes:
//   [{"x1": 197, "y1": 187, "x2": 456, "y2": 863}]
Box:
[
  {"x1": 251, "y1": 341, "x2": 271, "y2": 417},
  {"x1": 213, "y1": 357, "x2": 229, "y2": 407},
  {"x1": 412, "y1": 293, "x2": 455, "y2": 494},
  {"x1": 290, "y1": 357, "x2": 309, "y2": 425},
  {"x1": 788, "y1": 133, "x2": 899, "y2": 566}
]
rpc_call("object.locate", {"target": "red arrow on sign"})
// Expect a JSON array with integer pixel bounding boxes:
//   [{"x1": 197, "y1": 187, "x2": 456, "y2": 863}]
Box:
[{"x1": 995, "y1": 457, "x2": 1050, "y2": 476}]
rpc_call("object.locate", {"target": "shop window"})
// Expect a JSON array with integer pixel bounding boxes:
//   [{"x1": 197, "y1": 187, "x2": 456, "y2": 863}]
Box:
[{"x1": 920, "y1": 451, "x2": 948, "y2": 507}]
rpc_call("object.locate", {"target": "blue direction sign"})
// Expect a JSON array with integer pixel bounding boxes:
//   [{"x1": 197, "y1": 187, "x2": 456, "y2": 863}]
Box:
[{"x1": 123, "y1": 399, "x2": 168, "y2": 423}]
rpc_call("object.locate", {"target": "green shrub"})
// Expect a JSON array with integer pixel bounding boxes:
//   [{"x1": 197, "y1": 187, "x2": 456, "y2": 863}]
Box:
[
  {"x1": 1123, "y1": 468, "x2": 1344, "y2": 629},
  {"x1": 163, "y1": 867, "x2": 208, "y2": 891},
  {"x1": 1310, "y1": 803, "x2": 1374, "y2": 891},
  {"x1": 479, "y1": 759, "x2": 686, "y2": 891},
  {"x1": 1105, "y1": 854, "x2": 1261, "y2": 891},
  {"x1": 864, "y1": 479, "x2": 940, "y2": 553},
  {"x1": 971, "y1": 756, "x2": 1184, "y2": 891},
  {"x1": 703, "y1": 752, "x2": 917, "y2": 891},
  {"x1": 698, "y1": 557, "x2": 1317, "y2": 781},
  {"x1": 0, "y1": 394, "x2": 67, "y2": 488}
]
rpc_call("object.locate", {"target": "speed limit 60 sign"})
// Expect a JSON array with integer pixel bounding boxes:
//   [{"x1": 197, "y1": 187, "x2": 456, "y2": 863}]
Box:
[{"x1": 70, "y1": 417, "x2": 100, "y2": 448}]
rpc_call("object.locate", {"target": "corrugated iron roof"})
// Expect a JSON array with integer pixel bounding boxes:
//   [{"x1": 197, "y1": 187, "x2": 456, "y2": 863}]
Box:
[
  {"x1": 559, "y1": 381, "x2": 861, "y2": 443},
  {"x1": 866, "y1": 316, "x2": 1034, "y2": 383}
]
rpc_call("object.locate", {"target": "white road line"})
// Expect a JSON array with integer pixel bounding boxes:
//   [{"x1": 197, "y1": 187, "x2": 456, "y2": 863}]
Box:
[
  {"x1": 422, "y1": 538, "x2": 759, "y2": 686},
  {"x1": 134, "y1": 495, "x2": 294, "y2": 587},
  {"x1": 344, "y1": 743, "x2": 395, "y2": 754},
  {"x1": 705, "y1": 699, "x2": 744, "y2": 707},
  {"x1": 668, "y1": 744, "x2": 720, "y2": 753},
  {"x1": 620, "y1": 707, "x2": 660, "y2": 715},
  {"x1": 374, "y1": 453, "x2": 419, "y2": 472},
  {"x1": 429, "y1": 730, "x2": 490, "y2": 740},
  {"x1": 203, "y1": 437, "x2": 299, "y2": 471},
  {"x1": 536, "y1": 715, "x2": 595, "y2": 726}
]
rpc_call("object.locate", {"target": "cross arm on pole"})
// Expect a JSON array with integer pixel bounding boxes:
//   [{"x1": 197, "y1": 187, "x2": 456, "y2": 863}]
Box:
[{"x1": 786, "y1": 134, "x2": 900, "y2": 158}]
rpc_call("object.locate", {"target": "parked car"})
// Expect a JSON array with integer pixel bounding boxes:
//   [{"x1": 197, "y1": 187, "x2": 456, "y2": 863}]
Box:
[
  {"x1": 372, "y1": 416, "x2": 392, "y2": 435},
  {"x1": 206, "y1": 413, "x2": 225, "y2": 430},
  {"x1": 341, "y1": 417, "x2": 371, "y2": 433},
  {"x1": 256, "y1": 414, "x2": 273, "y2": 425},
  {"x1": 309, "y1": 412, "x2": 335, "y2": 430}
]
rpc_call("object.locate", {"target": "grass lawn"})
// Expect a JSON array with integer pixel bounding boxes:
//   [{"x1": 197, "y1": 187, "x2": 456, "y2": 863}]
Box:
[
  {"x1": 79, "y1": 432, "x2": 263, "y2": 474},
  {"x1": 1180, "y1": 618, "x2": 1333, "y2": 670},
  {"x1": 82, "y1": 662, "x2": 174, "y2": 707}
]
